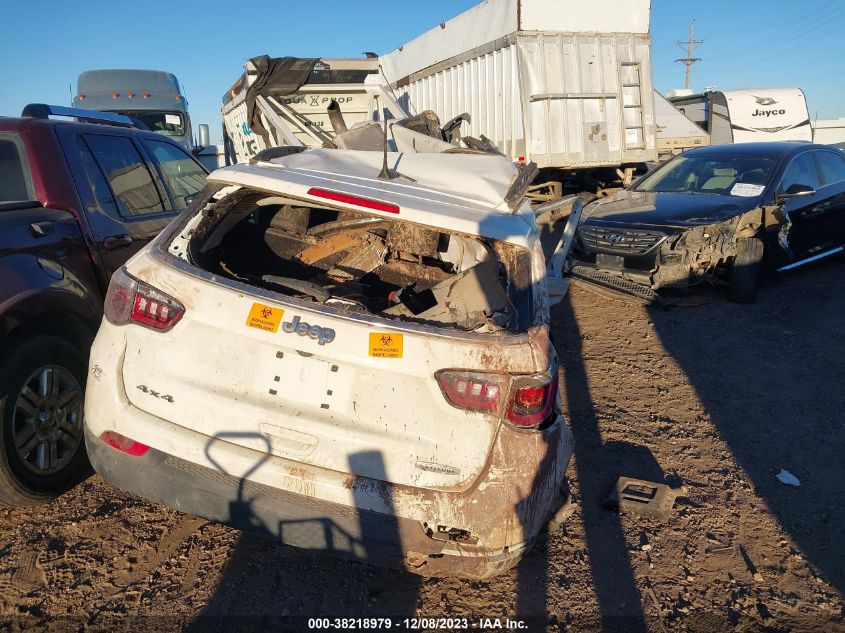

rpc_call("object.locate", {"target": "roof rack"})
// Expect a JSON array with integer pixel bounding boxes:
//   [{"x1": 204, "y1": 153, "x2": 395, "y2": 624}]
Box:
[{"x1": 20, "y1": 104, "x2": 138, "y2": 128}]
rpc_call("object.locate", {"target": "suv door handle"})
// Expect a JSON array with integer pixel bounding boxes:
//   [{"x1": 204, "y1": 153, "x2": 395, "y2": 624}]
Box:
[{"x1": 103, "y1": 234, "x2": 133, "y2": 251}]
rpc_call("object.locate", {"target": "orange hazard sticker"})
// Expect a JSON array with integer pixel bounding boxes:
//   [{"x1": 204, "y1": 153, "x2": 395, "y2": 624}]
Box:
[
  {"x1": 246, "y1": 303, "x2": 284, "y2": 332},
  {"x1": 369, "y1": 332, "x2": 403, "y2": 358}
]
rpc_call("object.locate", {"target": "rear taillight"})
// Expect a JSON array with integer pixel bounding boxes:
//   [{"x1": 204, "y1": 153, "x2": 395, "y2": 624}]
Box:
[
  {"x1": 436, "y1": 369, "x2": 559, "y2": 429},
  {"x1": 507, "y1": 379, "x2": 558, "y2": 428},
  {"x1": 99, "y1": 431, "x2": 150, "y2": 456},
  {"x1": 436, "y1": 371, "x2": 505, "y2": 414},
  {"x1": 104, "y1": 267, "x2": 185, "y2": 331}
]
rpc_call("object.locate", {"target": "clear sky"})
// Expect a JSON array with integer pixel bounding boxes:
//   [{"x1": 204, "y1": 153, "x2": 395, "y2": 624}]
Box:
[{"x1": 1, "y1": 0, "x2": 842, "y2": 144}]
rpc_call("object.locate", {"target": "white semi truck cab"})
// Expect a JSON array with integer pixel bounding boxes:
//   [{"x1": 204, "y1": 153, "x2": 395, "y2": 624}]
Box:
[{"x1": 74, "y1": 69, "x2": 194, "y2": 151}]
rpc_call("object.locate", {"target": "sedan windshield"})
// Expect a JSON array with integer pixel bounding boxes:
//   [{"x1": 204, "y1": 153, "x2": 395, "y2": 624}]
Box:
[{"x1": 634, "y1": 155, "x2": 777, "y2": 196}]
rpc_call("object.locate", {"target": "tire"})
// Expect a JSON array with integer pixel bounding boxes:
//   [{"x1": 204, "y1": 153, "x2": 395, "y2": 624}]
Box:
[
  {"x1": 727, "y1": 237, "x2": 765, "y2": 303},
  {"x1": 0, "y1": 336, "x2": 90, "y2": 506}
]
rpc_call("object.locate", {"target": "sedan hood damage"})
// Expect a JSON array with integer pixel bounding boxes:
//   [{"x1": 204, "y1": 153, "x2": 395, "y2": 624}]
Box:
[
  {"x1": 651, "y1": 205, "x2": 782, "y2": 289},
  {"x1": 582, "y1": 190, "x2": 767, "y2": 229},
  {"x1": 568, "y1": 202, "x2": 786, "y2": 301}
]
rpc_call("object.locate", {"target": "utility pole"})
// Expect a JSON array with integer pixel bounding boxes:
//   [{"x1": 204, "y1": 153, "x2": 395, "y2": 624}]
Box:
[{"x1": 675, "y1": 19, "x2": 703, "y2": 89}]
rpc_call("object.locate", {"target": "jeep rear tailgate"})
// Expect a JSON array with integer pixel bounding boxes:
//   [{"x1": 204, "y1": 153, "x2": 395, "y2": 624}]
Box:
[{"x1": 119, "y1": 256, "x2": 545, "y2": 493}]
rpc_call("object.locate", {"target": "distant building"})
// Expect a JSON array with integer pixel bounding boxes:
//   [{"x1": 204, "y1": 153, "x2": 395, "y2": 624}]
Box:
[{"x1": 812, "y1": 118, "x2": 845, "y2": 145}]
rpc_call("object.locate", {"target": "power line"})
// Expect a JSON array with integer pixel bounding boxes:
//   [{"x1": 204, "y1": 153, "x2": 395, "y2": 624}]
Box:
[
  {"x1": 706, "y1": 17, "x2": 844, "y2": 76},
  {"x1": 704, "y1": 2, "x2": 842, "y2": 62},
  {"x1": 703, "y1": 0, "x2": 837, "y2": 43},
  {"x1": 674, "y1": 19, "x2": 703, "y2": 89}
]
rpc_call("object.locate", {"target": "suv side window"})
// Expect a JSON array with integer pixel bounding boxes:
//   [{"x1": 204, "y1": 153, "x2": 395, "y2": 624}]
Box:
[
  {"x1": 76, "y1": 137, "x2": 121, "y2": 219},
  {"x1": 82, "y1": 134, "x2": 164, "y2": 216},
  {"x1": 0, "y1": 134, "x2": 34, "y2": 202},
  {"x1": 779, "y1": 153, "x2": 820, "y2": 193},
  {"x1": 144, "y1": 140, "x2": 207, "y2": 210},
  {"x1": 814, "y1": 151, "x2": 845, "y2": 186}
]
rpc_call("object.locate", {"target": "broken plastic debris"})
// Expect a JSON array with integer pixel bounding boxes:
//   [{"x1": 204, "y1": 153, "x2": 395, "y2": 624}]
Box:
[
  {"x1": 776, "y1": 469, "x2": 800, "y2": 486},
  {"x1": 605, "y1": 477, "x2": 676, "y2": 520}
]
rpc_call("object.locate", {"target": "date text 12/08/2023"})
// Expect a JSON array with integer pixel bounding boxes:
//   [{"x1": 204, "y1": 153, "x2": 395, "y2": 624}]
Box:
[{"x1": 307, "y1": 617, "x2": 529, "y2": 630}]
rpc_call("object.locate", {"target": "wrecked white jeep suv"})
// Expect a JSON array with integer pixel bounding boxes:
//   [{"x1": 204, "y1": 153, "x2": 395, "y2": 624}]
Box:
[{"x1": 83, "y1": 117, "x2": 573, "y2": 579}]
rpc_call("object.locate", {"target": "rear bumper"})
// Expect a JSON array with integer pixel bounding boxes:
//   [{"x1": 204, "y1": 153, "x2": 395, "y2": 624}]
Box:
[
  {"x1": 85, "y1": 431, "x2": 549, "y2": 579},
  {"x1": 84, "y1": 317, "x2": 574, "y2": 580}
]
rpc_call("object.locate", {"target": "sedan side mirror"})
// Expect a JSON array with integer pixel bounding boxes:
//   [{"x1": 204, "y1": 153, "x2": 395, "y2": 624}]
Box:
[{"x1": 780, "y1": 183, "x2": 816, "y2": 199}]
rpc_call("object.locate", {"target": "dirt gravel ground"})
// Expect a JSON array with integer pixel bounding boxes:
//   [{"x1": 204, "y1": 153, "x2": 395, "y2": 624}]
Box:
[{"x1": 0, "y1": 260, "x2": 843, "y2": 632}]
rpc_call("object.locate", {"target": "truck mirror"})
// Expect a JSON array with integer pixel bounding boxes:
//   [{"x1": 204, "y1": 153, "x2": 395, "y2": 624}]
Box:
[{"x1": 198, "y1": 124, "x2": 210, "y2": 149}]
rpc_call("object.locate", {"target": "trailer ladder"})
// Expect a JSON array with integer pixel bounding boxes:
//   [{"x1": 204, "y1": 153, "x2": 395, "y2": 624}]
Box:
[{"x1": 620, "y1": 61, "x2": 646, "y2": 151}]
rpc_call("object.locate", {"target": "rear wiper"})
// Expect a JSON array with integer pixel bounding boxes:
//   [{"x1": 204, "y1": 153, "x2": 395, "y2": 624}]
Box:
[{"x1": 262, "y1": 275, "x2": 331, "y2": 302}]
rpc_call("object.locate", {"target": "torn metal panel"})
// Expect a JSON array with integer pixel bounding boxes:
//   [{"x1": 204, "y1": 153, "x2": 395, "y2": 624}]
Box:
[
  {"x1": 651, "y1": 205, "x2": 777, "y2": 289},
  {"x1": 383, "y1": 260, "x2": 512, "y2": 330}
]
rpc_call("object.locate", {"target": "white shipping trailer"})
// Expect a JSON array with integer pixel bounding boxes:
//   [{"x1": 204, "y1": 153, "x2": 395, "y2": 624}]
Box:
[{"x1": 379, "y1": 0, "x2": 657, "y2": 184}]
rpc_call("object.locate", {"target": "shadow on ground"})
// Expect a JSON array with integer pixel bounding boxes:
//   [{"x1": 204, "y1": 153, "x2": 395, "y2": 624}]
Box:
[{"x1": 646, "y1": 259, "x2": 845, "y2": 592}]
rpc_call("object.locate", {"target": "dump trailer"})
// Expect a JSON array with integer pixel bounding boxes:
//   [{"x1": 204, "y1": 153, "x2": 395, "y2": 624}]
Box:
[
  {"x1": 654, "y1": 90, "x2": 709, "y2": 160},
  {"x1": 221, "y1": 56, "x2": 407, "y2": 164},
  {"x1": 73, "y1": 69, "x2": 194, "y2": 151},
  {"x1": 379, "y1": 0, "x2": 657, "y2": 194},
  {"x1": 668, "y1": 88, "x2": 812, "y2": 144}
]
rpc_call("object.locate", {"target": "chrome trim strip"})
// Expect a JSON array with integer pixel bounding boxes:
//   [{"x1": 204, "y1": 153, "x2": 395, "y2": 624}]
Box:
[{"x1": 777, "y1": 246, "x2": 843, "y2": 271}]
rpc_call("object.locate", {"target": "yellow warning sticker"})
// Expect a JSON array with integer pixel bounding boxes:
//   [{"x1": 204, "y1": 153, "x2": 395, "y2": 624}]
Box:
[
  {"x1": 369, "y1": 332, "x2": 403, "y2": 358},
  {"x1": 246, "y1": 303, "x2": 284, "y2": 333}
]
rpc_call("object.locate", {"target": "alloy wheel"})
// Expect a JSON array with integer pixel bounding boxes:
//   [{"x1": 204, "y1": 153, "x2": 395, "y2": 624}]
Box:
[{"x1": 11, "y1": 365, "x2": 84, "y2": 475}]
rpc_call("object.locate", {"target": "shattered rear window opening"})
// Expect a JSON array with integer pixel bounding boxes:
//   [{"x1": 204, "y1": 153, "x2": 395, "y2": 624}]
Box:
[{"x1": 184, "y1": 189, "x2": 534, "y2": 334}]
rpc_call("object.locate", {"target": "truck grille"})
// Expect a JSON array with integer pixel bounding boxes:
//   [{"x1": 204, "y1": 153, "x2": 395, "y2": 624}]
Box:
[{"x1": 578, "y1": 226, "x2": 665, "y2": 255}]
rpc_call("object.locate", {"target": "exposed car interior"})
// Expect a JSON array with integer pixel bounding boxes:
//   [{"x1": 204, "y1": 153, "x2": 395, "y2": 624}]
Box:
[{"x1": 186, "y1": 192, "x2": 533, "y2": 333}]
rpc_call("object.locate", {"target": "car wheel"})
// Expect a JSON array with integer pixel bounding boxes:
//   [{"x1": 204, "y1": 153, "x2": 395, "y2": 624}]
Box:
[
  {"x1": 0, "y1": 336, "x2": 90, "y2": 506},
  {"x1": 727, "y1": 237, "x2": 765, "y2": 303}
]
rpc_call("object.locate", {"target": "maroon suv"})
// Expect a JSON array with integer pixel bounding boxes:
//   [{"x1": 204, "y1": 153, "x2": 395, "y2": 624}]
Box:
[{"x1": 0, "y1": 104, "x2": 208, "y2": 505}]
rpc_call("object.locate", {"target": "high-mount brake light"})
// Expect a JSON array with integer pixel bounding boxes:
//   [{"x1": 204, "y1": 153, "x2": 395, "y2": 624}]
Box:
[
  {"x1": 307, "y1": 187, "x2": 400, "y2": 214},
  {"x1": 436, "y1": 371, "x2": 504, "y2": 414},
  {"x1": 99, "y1": 431, "x2": 150, "y2": 456},
  {"x1": 104, "y1": 267, "x2": 185, "y2": 331}
]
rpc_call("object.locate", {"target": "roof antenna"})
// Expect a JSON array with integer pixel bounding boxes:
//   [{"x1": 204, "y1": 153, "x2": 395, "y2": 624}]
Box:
[{"x1": 376, "y1": 95, "x2": 396, "y2": 180}]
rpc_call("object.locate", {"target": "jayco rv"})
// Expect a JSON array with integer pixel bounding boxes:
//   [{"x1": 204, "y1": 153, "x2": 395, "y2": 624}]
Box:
[{"x1": 668, "y1": 88, "x2": 812, "y2": 144}]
